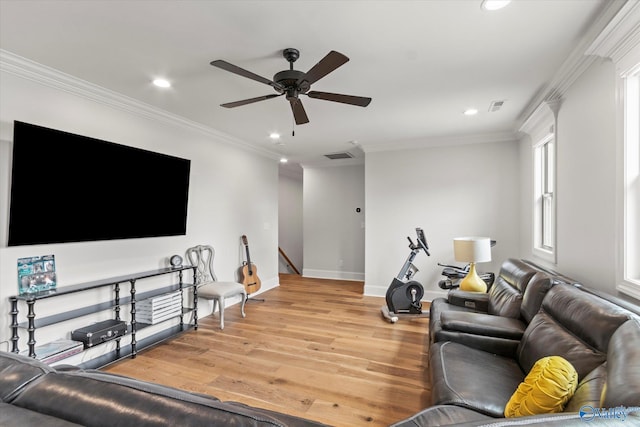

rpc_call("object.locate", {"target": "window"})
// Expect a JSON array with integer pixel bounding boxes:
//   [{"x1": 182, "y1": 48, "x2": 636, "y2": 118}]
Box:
[
  {"x1": 584, "y1": 1, "x2": 639, "y2": 297},
  {"x1": 521, "y1": 101, "x2": 558, "y2": 264},
  {"x1": 620, "y1": 63, "x2": 640, "y2": 295},
  {"x1": 533, "y1": 128, "x2": 556, "y2": 261},
  {"x1": 540, "y1": 136, "x2": 555, "y2": 251}
]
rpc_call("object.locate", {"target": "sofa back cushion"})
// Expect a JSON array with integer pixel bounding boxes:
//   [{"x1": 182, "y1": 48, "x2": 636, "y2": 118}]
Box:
[
  {"x1": 601, "y1": 318, "x2": 640, "y2": 407},
  {"x1": 488, "y1": 259, "x2": 538, "y2": 318},
  {"x1": 517, "y1": 284, "x2": 632, "y2": 380},
  {"x1": 519, "y1": 273, "x2": 554, "y2": 324}
]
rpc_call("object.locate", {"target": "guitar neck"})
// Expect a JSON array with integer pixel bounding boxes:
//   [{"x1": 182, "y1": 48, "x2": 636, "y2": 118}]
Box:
[
  {"x1": 242, "y1": 235, "x2": 253, "y2": 274},
  {"x1": 245, "y1": 246, "x2": 253, "y2": 273}
]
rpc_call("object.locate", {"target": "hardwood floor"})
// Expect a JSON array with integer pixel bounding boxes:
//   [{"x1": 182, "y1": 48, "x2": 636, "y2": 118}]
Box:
[{"x1": 103, "y1": 274, "x2": 431, "y2": 426}]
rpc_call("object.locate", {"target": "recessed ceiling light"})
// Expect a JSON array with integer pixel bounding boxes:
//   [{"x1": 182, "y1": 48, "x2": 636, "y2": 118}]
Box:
[
  {"x1": 280, "y1": 157, "x2": 288, "y2": 163},
  {"x1": 464, "y1": 108, "x2": 479, "y2": 116},
  {"x1": 152, "y1": 78, "x2": 171, "y2": 88},
  {"x1": 481, "y1": 0, "x2": 511, "y2": 11},
  {"x1": 270, "y1": 132, "x2": 281, "y2": 140}
]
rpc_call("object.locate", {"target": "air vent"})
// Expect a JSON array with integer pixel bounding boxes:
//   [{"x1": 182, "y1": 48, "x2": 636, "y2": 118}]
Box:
[
  {"x1": 488, "y1": 100, "x2": 505, "y2": 112},
  {"x1": 324, "y1": 152, "x2": 354, "y2": 160}
]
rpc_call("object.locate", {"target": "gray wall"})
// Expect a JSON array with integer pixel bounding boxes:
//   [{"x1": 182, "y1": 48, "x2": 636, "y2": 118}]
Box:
[{"x1": 364, "y1": 140, "x2": 520, "y2": 300}]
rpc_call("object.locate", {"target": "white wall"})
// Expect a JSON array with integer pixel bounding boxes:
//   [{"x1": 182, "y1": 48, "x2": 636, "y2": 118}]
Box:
[
  {"x1": 278, "y1": 171, "x2": 303, "y2": 274},
  {"x1": 302, "y1": 163, "x2": 365, "y2": 280},
  {"x1": 518, "y1": 136, "x2": 534, "y2": 260},
  {"x1": 365, "y1": 139, "x2": 520, "y2": 301},
  {"x1": 519, "y1": 58, "x2": 619, "y2": 294},
  {"x1": 0, "y1": 67, "x2": 279, "y2": 355}
]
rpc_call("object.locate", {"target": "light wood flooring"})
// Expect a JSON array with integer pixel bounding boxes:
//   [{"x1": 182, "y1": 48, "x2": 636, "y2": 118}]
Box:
[{"x1": 103, "y1": 274, "x2": 431, "y2": 427}]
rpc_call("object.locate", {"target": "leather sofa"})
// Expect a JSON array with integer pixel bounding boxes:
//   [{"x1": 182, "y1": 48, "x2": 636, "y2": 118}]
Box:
[
  {"x1": 0, "y1": 350, "x2": 328, "y2": 427},
  {"x1": 393, "y1": 263, "x2": 640, "y2": 426},
  {"x1": 429, "y1": 258, "x2": 569, "y2": 356}
]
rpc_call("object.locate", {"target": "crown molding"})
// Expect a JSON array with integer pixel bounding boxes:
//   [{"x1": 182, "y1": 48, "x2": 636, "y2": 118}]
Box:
[
  {"x1": 518, "y1": 99, "x2": 561, "y2": 142},
  {"x1": 585, "y1": 0, "x2": 640, "y2": 60},
  {"x1": 300, "y1": 157, "x2": 364, "y2": 169},
  {"x1": 0, "y1": 49, "x2": 280, "y2": 161},
  {"x1": 585, "y1": 0, "x2": 640, "y2": 74},
  {"x1": 516, "y1": 0, "x2": 628, "y2": 130},
  {"x1": 360, "y1": 131, "x2": 518, "y2": 153}
]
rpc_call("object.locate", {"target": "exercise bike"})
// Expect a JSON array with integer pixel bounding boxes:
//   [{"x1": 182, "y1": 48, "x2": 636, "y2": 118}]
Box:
[{"x1": 381, "y1": 228, "x2": 430, "y2": 323}]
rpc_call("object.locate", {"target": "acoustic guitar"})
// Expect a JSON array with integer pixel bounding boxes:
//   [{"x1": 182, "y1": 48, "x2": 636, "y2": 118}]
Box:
[{"x1": 240, "y1": 235, "x2": 262, "y2": 295}]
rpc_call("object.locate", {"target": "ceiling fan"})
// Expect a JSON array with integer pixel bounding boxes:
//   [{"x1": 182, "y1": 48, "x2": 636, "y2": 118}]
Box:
[{"x1": 210, "y1": 48, "x2": 372, "y2": 125}]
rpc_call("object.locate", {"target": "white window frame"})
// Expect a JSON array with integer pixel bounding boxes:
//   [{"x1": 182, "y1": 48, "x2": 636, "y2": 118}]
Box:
[
  {"x1": 521, "y1": 101, "x2": 559, "y2": 264},
  {"x1": 618, "y1": 62, "x2": 640, "y2": 298},
  {"x1": 535, "y1": 132, "x2": 555, "y2": 253},
  {"x1": 585, "y1": 1, "x2": 640, "y2": 298}
]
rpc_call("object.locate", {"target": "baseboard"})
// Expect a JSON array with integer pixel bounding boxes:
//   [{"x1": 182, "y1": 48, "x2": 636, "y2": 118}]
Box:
[
  {"x1": 302, "y1": 269, "x2": 365, "y2": 281},
  {"x1": 363, "y1": 283, "x2": 389, "y2": 298}
]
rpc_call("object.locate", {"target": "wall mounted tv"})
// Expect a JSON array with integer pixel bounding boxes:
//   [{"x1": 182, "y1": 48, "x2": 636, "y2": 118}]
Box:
[{"x1": 8, "y1": 121, "x2": 191, "y2": 246}]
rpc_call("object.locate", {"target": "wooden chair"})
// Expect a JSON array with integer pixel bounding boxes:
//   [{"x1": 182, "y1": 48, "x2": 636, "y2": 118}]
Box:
[{"x1": 186, "y1": 244, "x2": 246, "y2": 330}]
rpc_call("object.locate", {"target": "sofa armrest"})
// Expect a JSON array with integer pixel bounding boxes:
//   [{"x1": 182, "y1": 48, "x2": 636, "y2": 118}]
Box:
[
  {"x1": 435, "y1": 311, "x2": 524, "y2": 357},
  {"x1": 440, "y1": 311, "x2": 526, "y2": 340},
  {"x1": 447, "y1": 289, "x2": 489, "y2": 312}
]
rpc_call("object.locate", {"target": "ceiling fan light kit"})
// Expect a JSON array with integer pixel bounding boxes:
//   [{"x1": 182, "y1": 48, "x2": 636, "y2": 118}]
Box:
[{"x1": 210, "y1": 48, "x2": 372, "y2": 125}]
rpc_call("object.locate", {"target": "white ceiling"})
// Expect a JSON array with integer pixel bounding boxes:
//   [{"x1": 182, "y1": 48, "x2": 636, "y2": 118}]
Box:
[{"x1": 0, "y1": 0, "x2": 615, "y2": 171}]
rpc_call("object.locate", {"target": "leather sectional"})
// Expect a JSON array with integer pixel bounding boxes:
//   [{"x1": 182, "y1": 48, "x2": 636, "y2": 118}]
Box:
[{"x1": 393, "y1": 259, "x2": 640, "y2": 426}]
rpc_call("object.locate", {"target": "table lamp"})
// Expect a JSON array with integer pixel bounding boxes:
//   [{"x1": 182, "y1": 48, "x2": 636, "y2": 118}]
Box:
[{"x1": 453, "y1": 237, "x2": 492, "y2": 292}]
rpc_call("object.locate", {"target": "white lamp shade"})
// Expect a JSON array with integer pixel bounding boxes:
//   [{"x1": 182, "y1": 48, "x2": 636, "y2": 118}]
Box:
[{"x1": 453, "y1": 237, "x2": 492, "y2": 263}]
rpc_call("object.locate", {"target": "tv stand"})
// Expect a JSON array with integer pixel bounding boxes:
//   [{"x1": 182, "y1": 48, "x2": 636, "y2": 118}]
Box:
[{"x1": 9, "y1": 265, "x2": 197, "y2": 369}]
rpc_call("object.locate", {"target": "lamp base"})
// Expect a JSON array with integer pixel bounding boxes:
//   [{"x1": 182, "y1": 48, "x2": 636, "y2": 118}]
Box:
[{"x1": 459, "y1": 263, "x2": 487, "y2": 293}]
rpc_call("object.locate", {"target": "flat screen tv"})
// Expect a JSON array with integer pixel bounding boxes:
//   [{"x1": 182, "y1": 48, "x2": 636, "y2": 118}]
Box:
[{"x1": 8, "y1": 121, "x2": 191, "y2": 246}]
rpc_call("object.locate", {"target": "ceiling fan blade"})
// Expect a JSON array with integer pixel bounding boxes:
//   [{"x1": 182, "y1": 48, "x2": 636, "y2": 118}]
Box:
[
  {"x1": 210, "y1": 60, "x2": 284, "y2": 91},
  {"x1": 299, "y1": 51, "x2": 349, "y2": 86},
  {"x1": 221, "y1": 94, "x2": 283, "y2": 108},
  {"x1": 306, "y1": 91, "x2": 372, "y2": 107},
  {"x1": 289, "y1": 98, "x2": 309, "y2": 125}
]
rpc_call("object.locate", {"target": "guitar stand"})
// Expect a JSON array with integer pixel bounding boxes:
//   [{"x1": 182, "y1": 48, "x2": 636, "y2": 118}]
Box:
[{"x1": 245, "y1": 295, "x2": 265, "y2": 303}]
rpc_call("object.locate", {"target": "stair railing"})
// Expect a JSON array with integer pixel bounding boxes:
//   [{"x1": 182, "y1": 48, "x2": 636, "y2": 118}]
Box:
[{"x1": 278, "y1": 247, "x2": 301, "y2": 275}]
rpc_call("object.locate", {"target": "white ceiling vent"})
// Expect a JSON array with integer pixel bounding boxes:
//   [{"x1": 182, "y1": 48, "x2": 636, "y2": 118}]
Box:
[
  {"x1": 324, "y1": 152, "x2": 354, "y2": 160},
  {"x1": 488, "y1": 100, "x2": 505, "y2": 112}
]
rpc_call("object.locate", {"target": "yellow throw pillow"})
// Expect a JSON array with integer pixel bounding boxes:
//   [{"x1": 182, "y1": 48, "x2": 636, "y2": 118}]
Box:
[{"x1": 505, "y1": 356, "x2": 578, "y2": 417}]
